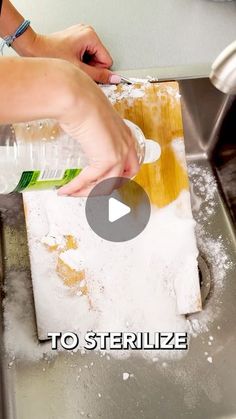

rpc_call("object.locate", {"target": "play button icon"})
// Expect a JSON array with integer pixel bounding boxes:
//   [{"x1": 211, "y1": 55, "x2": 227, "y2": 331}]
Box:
[
  {"x1": 85, "y1": 177, "x2": 151, "y2": 242},
  {"x1": 108, "y1": 198, "x2": 131, "y2": 223}
]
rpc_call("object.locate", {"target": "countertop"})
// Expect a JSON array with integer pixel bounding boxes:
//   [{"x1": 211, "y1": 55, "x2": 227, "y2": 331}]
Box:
[{"x1": 7, "y1": 0, "x2": 236, "y2": 78}]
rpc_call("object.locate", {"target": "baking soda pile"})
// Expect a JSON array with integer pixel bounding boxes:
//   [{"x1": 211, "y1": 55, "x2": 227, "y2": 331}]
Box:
[
  {"x1": 102, "y1": 78, "x2": 181, "y2": 105},
  {"x1": 2, "y1": 163, "x2": 232, "y2": 363},
  {"x1": 14, "y1": 189, "x2": 197, "y2": 360}
]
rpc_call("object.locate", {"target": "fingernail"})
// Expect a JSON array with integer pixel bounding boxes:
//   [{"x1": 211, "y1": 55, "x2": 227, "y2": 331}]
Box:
[{"x1": 109, "y1": 74, "x2": 121, "y2": 84}]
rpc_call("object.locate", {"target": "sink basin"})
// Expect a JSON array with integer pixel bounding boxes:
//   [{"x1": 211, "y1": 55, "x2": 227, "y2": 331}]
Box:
[{"x1": 0, "y1": 77, "x2": 236, "y2": 419}]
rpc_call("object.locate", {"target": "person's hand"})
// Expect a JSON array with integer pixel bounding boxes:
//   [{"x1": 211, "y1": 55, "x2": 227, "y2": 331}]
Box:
[
  {"x1": 27, "y1": 24, "x2": 121, "y2": 85},
  {"x1": 0, "y1": 57, "x2": 138, "y2": 195},
  {"x1": 55, "y1": 63, "x2": 139, "y2": 197},
  {"x1": 1, "y1": 1, "x2": 119, "y2": 83},
  {"x1": 0, "y1": 56, "x2": 137, "y2": 196}
]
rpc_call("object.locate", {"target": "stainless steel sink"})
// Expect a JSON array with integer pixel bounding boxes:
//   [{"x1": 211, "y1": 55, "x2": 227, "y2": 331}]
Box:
[{"x1": 0, "y1": 77, "x2": 236, "y2": 419}]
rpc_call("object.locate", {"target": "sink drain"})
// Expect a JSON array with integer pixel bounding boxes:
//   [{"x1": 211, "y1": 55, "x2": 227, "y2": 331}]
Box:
[{"x1": 198, "y1": 254, "x2": 212, "y2": 306}]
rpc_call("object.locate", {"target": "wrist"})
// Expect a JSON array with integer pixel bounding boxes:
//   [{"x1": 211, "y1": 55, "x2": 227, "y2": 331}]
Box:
[
  {"x1": 49, "y1": 60, "x2": 89, "y2": 121},
  {"x1": 0, "y1": 57, "x2": 84, "y2": 124},
  {"x1": 12, "y1": 26, "x2": 38, "y2": 56},
  {"x1": 14, "y1": 32, "x2": 56, "y2": 58},
  {"x1": 55, "y1": 62, "x2": 102, "y2": 125}
]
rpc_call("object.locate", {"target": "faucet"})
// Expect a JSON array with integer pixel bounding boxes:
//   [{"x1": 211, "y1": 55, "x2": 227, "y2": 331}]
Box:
[{"x1": 210, "y1": 40, "x2": 236, "y2": 94}]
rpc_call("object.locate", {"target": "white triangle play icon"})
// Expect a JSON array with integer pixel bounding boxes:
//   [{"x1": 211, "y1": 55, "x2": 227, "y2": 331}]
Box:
[{"x1": 108, "y1": 197, "x2": 131, "y2": 223}]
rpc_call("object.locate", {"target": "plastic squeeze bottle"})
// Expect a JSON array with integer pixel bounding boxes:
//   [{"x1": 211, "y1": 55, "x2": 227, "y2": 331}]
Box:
[{"x1": 0, "y1": 119, "x2": 161, "y2": 194}]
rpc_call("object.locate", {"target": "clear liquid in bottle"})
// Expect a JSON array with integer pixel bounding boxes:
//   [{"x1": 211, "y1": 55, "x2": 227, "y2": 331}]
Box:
[{"x1": 0, "y1": 119, "x2": 161, "y2": 194}]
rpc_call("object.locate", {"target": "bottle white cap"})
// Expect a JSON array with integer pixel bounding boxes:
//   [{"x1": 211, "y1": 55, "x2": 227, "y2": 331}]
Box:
[
  {"x1": 124, "y1": 119, "x2": 161, "y2": 165},
  {"x1": 143, "y1": 139, "x2": 161, "y2": 164}
]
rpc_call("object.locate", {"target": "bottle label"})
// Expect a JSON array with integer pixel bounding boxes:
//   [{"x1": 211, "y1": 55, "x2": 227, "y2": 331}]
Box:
[{"x1": 13, "y1": 169, "x2": 82, "y2": 192}]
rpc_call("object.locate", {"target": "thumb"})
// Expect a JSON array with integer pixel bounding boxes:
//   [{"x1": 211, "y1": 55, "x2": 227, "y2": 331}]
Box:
[{"x1": 79, "y1": 62, "x2": 121, "y2": 84}]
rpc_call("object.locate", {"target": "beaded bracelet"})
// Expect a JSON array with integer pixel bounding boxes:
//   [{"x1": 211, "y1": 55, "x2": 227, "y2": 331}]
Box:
[{"x1": 0, "y1": 19, "x2": 31, "y2": 55}]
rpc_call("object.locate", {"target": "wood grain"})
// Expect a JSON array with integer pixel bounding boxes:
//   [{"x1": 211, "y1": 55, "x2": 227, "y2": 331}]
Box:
[{"x1": 114, "y1": 82, "x2": 189, "y2": 208}]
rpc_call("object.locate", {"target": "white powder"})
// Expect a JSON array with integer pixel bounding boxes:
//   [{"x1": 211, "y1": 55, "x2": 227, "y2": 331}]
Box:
[
  {"x1": 102, "y1": 78, "x2": 179, "y2": 105},
  {"x1": 129, "y1": 77, "x2": 158, "y2": 84},
  {"x1": 3, "y1": 188, "x2": 201, "y2": 361},
  {"x1": 41, "y1": 235, "x2": 57, "y2": 248},
  {"x1": 3, "y1": 163, "x2": 232, "y2": 363},
  {"x1": 156, "y1": 86, "x2": 181, "y2": 103},
  {"x1": 79, "y1": 279, "x2": 85, "y2": 288},
  {"x1": 182, "y1": 163, "x2": 233, "y2": 346},
  {"x1": 171, "y1": 138, "x2": 187, "y2": 170},
  {"x1": 188, "y1": 164, "x2": 217, "y2": 222},
  {"x1": 102, "y1": 84, "x2": 145, "y2": 104},
  {"x1": 122, "y1": 372, "x2": 130, "y2": 381},
  {"x1": 3, "y1": 271, "x2": 51, "y2": 360},
  {"x1": 41, "y1": 234, "x2": 65, "y2": 249},
  {"x1": 59, "y1": 248, "x2": 85, "y2": 272},
  {"x1": 25, "y1": 190, "x2": 199, "y2": 344},
  {"x1": 207, "y1": 356, "x2": 213, "y2": 364}
]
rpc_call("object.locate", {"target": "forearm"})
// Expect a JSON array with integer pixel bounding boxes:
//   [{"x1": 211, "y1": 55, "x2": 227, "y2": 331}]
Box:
[
  {"x1": 0, "y1": 57, "x2": 83, "y2": 124},
  {"x1": 0, "y1": 0, "x2": 36, "y2": 56}
]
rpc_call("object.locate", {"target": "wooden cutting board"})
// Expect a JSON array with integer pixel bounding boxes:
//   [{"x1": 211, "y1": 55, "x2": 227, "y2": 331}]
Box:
[
  {"x1": 113, "y1": 82, "x2": 189, "y2": 208},
  {"x1": 23, "y1": 82, "x2": 202, "y2": 340}
]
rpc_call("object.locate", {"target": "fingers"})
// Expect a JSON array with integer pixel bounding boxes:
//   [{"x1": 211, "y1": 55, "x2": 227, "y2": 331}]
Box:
[
  {"x1": 58, "y1": 151, "x2": 140, "y2": 198},
  {"x1": 86, "y1": 59, "x2": 110, "y2": 69},
  {"x1": 92, "y1": 40, "x2": 113, "y2": 69},
  {"x1": 79, "y1": 62, "x2": 121, "y2": 84},
  {"x1": 76, "y1": 27, "x2": 121, "y2": 84},
  {"x1": 123, "y1": 149, "x2": 140, "y2": 179},
  {"x1": 85, "y1": 28, "x2": 113, "y2": 68},
  {"x1": 58, "y1": 166, "x2": 101, "y2": 196},
  {"x1": 57, "y1": 162, "x2": 126, "y2": 197}
]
